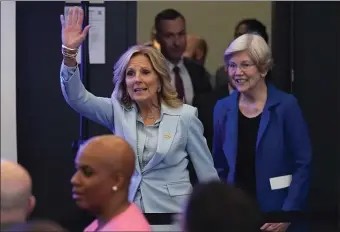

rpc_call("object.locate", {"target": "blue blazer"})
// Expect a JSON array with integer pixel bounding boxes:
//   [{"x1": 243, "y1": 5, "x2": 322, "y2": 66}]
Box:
[
  {"x1": 212, "y1": 84, "x2": 312, "y2": 213},
  {"x1": 60, "y1": 64, "x2": 219, "y2": 213}
]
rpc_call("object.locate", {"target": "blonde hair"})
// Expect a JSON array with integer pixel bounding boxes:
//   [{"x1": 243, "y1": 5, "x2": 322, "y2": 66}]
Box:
[
  {"x1": 112, "y1": 45, "x2": 183, "y2": 108},
  {"x1": 224, "y1": 33, "x2": 273, "y2": 73}
]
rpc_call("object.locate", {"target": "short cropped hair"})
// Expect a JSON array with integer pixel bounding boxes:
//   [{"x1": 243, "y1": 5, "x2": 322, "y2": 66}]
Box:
[
  {"x1": 235, "y1": 18, "x2": 269, "y2": 43},
  {"x1": 154, "y1": 9, "x2": 185, "y2": 34}
]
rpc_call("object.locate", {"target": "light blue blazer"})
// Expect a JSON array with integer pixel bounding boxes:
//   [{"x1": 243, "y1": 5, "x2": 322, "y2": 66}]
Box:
[{"x1": 60, "y1": 64, "x2": 219, "y2": 213}]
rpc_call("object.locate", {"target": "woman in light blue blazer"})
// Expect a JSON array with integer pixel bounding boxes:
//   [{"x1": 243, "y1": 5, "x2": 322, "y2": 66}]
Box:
[
  {"x1": 60, "y1": 7, "x2": 218, "y2": 214},
  {"x1": 213, "y1": 34, "x2": 312, "y2": 232}
]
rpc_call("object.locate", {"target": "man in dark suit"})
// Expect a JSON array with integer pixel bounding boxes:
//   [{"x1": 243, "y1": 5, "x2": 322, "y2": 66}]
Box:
[
  {"x1": 153, "y1": 9, "x2": 212, "y2": 186},
  {"x1": 193, "y1": 84, "x2": 231, "y2": 151},
  {"x1": 154, "y1": 9, "x2": 212, "y2": 105}
]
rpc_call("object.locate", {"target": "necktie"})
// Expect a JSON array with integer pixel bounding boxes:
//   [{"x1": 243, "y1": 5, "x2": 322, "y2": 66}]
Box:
[{"x1": 173, "y1": 66, "x2": 185, "y2": 102}]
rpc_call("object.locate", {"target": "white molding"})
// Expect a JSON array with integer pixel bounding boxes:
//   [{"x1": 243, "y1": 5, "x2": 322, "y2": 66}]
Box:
[{"x1": 1, "y1": 1, "x2": 17, "y2": 162}]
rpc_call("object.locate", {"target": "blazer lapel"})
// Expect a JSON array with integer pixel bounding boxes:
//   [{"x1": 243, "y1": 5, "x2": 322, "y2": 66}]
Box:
[
  {"x1": 256, "y1": 107, "x2": 270, "y2": 148},
  {"x1": 143, "y1": 104, "x2": 180, "y2": 173},
  {"x1": 224, "y1": 92, "x2": 239, "y2": 181},
  {"x1": 122, "y1": 105, "x2": 141, "y2": 174},
  {"x1": 256, "y1": 84, "x2": 281, "y2": 149}
]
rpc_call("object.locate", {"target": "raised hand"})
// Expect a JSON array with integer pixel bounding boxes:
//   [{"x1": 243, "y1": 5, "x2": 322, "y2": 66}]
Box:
[{"x1": 60, "y1": 7, "x2": 90, "y2": 49}]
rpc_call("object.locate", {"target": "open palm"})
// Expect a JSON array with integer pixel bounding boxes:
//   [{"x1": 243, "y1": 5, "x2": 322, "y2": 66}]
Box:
[{"x1": 60, "y1": 7, "x2": 90, "y2": 49}]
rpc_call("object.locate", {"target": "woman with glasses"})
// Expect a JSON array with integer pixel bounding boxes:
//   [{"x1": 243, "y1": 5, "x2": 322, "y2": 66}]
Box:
[{"x1": 212, "y1": 34, "x2": 311, "y2": 232}]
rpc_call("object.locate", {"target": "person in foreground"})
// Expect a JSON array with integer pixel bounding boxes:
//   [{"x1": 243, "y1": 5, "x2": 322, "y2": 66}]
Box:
[
  {"x1": 213, "y1": 34, "x2": 312, "y2": 232},
  {"x1": 7, "y1": 220, "x2": 68, "y2": 232},
  {"x1": 60, "y1": 7, "x2": 218, "y2": 214},
  {"x1": 1, "y1": 160, "x2": 36, "y2": 230},
  {"x1": 182, "y1": 181, "x2": 262, "y2": 232},
  {"x1": 71, "y1": 135, "x2": 151, "y2": 232}
]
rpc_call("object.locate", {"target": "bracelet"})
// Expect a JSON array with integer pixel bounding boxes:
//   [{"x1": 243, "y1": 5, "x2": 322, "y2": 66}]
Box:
[
  {"x1": 61, "y1": 45, "x2": 78, "y2": 59},
  {"x1": 62, "y1": 44, "x2": 78, "y2": 51},
  {"x1": 62, "y1": 49, "x2": 78, "y2": 59},
  {"x1": 62, "y1": 52, "x2": 78, "y2": 59}
]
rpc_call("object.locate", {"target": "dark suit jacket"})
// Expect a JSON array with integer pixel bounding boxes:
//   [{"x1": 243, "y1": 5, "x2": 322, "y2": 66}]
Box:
[
  {"x1": 193, "y1": 84, "x2": 230, "y2": 151},
  {"x1": 183, "y1": 58, "x2": 212, "y2": 98},
  {"x1": 215, "y1": 65, "x2": 229, "y2": 88},
  {"x1": 182, "y1": 58, "x2": 212, "y2": 186}
]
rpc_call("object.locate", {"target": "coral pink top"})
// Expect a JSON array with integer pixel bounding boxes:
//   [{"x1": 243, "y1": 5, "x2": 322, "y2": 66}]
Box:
[{"x1": 84, "y1": 203, "x2": 151, "y2": 232}]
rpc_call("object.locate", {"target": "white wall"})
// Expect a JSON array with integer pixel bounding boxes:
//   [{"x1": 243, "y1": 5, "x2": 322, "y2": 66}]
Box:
[
  {"x1": 137, "y1": 2, "x2": 271, "y2": 74},
  {"x1": 1, "y1": 2, "x2": 17, "y2": 162}
]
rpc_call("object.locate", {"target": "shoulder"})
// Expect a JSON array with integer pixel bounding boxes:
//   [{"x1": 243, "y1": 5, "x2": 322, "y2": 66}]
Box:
[
  {"x1": 85, "y1": 220, "x2": 98, "y2": 231},
  {"x1": 119, "y1": 204, "x2": 151, "y2": 231},
  {"x1": 180, "y1": 104, "x2": 198, "y2": 118},
  {"x1": 215, "y1": 93, "x2": 235, "y2": 112},
  {"x1": 183, "y1": 57, "x2": 202, "y2": 68},
  {"x1": 110, "y1": 96, "x2": 137, "y2": 115},
  {"x1": 213, "y1": 92, "x2": 236, "y2": 125},
  {"x1": 268, "y1": 85, "x2": 300, "y2": 111},
  {"x1": 111, "y1": 95, "x2": 122, "y2": 107},
  {"x1": 166, "y1": 104, "x2": 199, "y2": 124},
  {"x1": 183, "y1": 58, "x2": 205, "y2": 73},
  {"x1": 279, "y1": 93, "x2": 302, "y2": 118},
  {"x1": 280, "y1": 92, "x2": 299, "y2": 108},
  {"x1": 161, "y1": 103, "x2": 197, "y2": 120}
]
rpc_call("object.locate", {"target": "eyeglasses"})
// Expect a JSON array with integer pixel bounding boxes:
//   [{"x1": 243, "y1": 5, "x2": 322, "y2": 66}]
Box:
[{"x1": 227, "y1": 62, "x2": 255, "y2": 72}]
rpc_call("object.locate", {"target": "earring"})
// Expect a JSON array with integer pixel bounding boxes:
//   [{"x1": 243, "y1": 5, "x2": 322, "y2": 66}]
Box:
[
  {"x1": 112, "y1": 186, "x2": 118, "y2": 192},
  {"x1": 157, "y1": 87, "x2": 161, "y2": 93}
]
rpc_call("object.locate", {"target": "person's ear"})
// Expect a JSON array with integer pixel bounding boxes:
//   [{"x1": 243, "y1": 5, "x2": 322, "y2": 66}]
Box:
[
  {"x1": 154, "y1": 27, "x2": 160, "y2": 41},
  {"x1": 260, "y1": 69, "x2": 268, "y2": 78},
  {"x1": 195, "y1": 49, "x2": 203, "y2": 61},
  {"x1": 27, "y1": 195, "x2": 36, "y2": 215},
  {"x1": 111, "y1": 173, "x2": 125, "y2": 191}
]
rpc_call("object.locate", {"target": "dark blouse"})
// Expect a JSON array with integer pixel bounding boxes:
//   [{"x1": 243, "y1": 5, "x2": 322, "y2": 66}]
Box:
[{"x1": 234, "y1": 110, "x2": 261, "y2": 199}]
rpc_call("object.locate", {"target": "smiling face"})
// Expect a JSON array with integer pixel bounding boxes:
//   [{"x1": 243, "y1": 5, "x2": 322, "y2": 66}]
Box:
[
  {"x1": 227, "y1": 51, "x2": 265, "y2": 93},
  {"x1": 125, "y1": 54, "x2": 160, "y2": 105}
]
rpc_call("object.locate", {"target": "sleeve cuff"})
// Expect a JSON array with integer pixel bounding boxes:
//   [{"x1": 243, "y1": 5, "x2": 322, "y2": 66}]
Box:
[{"x1": 60, "y1": 63, "x2": 78, "y2": 82}]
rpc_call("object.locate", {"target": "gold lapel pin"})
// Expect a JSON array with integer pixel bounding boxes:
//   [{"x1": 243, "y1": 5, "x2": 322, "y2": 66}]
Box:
[{"x1": 164, "y1": 132, "x2": 171, "y2": 139}]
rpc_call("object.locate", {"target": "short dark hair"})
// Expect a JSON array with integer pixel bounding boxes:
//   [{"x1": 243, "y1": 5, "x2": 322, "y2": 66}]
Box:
[
  {"x1": 235, "y1": 18, "x2": 269, "y2": 43},
  {"x1": 154, "y1": 9, "x2": 185, "y2": 34},
  {"x1": 184, "y1": 181, "x2": 262, "y2": 232}
]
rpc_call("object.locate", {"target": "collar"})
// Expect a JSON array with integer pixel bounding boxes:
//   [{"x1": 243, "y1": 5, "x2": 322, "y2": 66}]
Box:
[
  {"x1": 128, "y1": 101, "x2": 182, "y2": 117},
  {"x1": 167, "y1": 58, "x2": 184, "y2": 72},
  {"x1": 228, "y1": 83, "x2": 282, "y2": 111}
]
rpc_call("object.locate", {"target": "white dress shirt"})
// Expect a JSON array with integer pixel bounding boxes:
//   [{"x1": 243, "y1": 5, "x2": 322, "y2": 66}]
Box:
[{"x1": 167, "y1": 59, "x2": 194, "y2": 105}]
